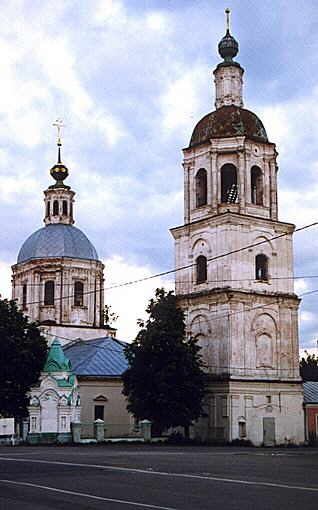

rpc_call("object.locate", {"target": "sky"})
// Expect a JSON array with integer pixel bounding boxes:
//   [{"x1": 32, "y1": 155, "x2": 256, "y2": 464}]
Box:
[{"x1": 1, "y1": 0, "x2": 318, "y2": 352}]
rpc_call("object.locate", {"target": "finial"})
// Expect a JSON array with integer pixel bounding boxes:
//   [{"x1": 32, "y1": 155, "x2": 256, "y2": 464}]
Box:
[
  {"x1": 50, "y1": 118, "x2": 69, "y2": 187},
  {"x1": 53, "y1": 119, "x2": 64, "y2": 164},
  {"x1": 218, "y1": 8, "x2": 239, "y2": 63},
  {"x1": 225, "y1": 8, "x2": 231, "y2": 33}
]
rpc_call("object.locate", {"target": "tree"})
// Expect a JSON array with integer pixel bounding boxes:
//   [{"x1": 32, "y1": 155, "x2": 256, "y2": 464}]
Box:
[
  {"x1": 122, "y1": 288, "x2": 206, "y2": 437},
  {"x1": 0, "y1": 299, "x2": 48, "y2": 419},
  {"x1": 103, "y1": 304, "x2": 119, "y2": 327},
  {"x1": 300, "y1": 351, "x2": 318, "y2": 381}
]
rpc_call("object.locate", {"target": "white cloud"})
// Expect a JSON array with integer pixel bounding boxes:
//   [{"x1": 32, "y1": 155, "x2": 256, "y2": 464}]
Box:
[
  {"x1": 161, "y1": 66, "x2": 207, "y2": 134},
  {"x1": 0, "y1": 262, "x2": 12, "y2": 299},
  {"x1": 300, "y1": 311, "x2": 315, "y2": 323},
  {"x1": 103, "y1": 255, "x2": 174, "y2": 340}
]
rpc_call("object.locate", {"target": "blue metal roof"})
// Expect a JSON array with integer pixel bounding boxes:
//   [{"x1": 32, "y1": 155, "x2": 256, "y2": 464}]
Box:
[
  {"x1": 303, "y1": 381, "x2": 318, "y2": 404},
  {"x1": 63, "y1": 336, "x2": 129, "y2": 377},
  {"x1": 17, "y1": 224, "x2": 98, "y2": 263}
]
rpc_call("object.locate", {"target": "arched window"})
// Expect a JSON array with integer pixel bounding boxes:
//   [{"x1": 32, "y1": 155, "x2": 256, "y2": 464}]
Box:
[
  {"x1": 62, "y1": 200, "x2": 68, "y2": 215},
  {"x1": 46, "y1": 202, "x2": 50, "y2": 217},
  {"x1": 195, "y1": 168, "x2": 207, "y2": 207},
  {"x1": 53, "y1": 200, "x2": 59, "y2": 216},
  {"x1": 255, "y1": 254, "x2": 268, "y2": 281},
  {"x1": 196, "y1": 255, "x2": 207, "y2": 283},
  {"x1": 44, "y1": 280, "x2": 55, "y2": 306},
  {"x1": 251, "y1": 166, "x2": 263, "y2": 205},
  {"x1": 221, "y1": 164, "x2": 238, "y2": 203},
  {"x1": 74, "y1": 281, "x2": 84, "y2": 307}
]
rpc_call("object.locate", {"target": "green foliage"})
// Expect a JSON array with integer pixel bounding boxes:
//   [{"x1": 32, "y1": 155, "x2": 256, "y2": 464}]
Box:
[
  {"x1": 103, "y1": 304, "x2": 119, "y2": 327},
  {"x1": 122, "y1": 288, "x2": 206, "y2": 434},
  {"x1": 300, "y1": 351, "x2": 318, "y2": 381},
  {"x1": 0, "y1": 299, "x2": 48, "y2": 418}
]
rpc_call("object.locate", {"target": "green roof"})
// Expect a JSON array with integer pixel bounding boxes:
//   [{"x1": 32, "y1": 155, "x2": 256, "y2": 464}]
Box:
[{"x1": 43, "y1": 338, "x2": 72, "y2": 373}]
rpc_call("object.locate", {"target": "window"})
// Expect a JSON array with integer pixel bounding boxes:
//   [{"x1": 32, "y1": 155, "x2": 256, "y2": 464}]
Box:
[
  {"x1": 221, "y1": 164, "x2": 238, "y2": 203},
  {"x1": 94, "y1": 405, "x2": 104, "y2": 421},
  {"x1": 53, "y1": 200, "x2": 59, "y2": 216},
  {"x1": 22, "y1": 284, "x2": 27, "y2": 310},
  {"x1": 44, "y1": 280, "x2": 55, "y2": 306},
  {"x1": 46, "y1": 201, "x2": 50, "y2": 217},
  {"x1": 31, "y1": 417, "x2": 37, "y2": 432},
  {"x1": 62, "y1": 200, "x2": 68, "y2": 215},
  {"x1": 61, "y1": 416, "x2": 67, "y2": 430},
  {"x1": 251, "y1": 166, "x2": 263, "y2": 205},
  {"x1": 266, "y1": 396, "x2": 272, "y2": 404},
  {"x1": 196, "y1": 255, "x2": 207, "y2": 283},
  {"x1": 195, "y1": 168, "x2": 207, "y2": 207},
  {"x1": 255, "y1": 254, "x2": 268, "y2": 281},
  {"x1": 239, "y1": 421, "x2": 247, "y2": 438},
  {"x1": 74, "y1": 281, "x2": 84, "y2": 307}
]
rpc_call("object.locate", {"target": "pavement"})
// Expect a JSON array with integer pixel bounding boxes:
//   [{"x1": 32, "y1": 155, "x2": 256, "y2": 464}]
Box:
[{"x1": 0, "y1": 444, "x2": 317, "y2": 509}]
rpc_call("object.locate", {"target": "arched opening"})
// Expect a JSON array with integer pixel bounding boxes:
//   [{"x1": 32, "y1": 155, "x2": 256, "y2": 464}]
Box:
[
  {"x1": 255, "y1": 254, "x2": 268, "y2": 281},
  {"x1": 196, "y1": 255, "x2": 207, "y2": 283},
  {"x1": 221, "y1": 164, "x2": 238, "y2": 203},
  {"x1": 44, "y1": 280, "x2": 55, "y2": 306},
  {"x1": 195, "y1": 168, "x2": 207, "y2": 207},
  {"x1": 74, "y1": 281, "x2": 84, "y2": 307},
  {"x1": 53, "y1": 200, "x2": 59, "y2": 216},
  {"x1": 62, "y1": 200, "x2": 68, "y2": 215},
  {"x1": 46, "y1": 202, "x2": 50, "y2": 217},
  {"x1": 251, "y1": 166, "x2": 263, "y2": 205}
]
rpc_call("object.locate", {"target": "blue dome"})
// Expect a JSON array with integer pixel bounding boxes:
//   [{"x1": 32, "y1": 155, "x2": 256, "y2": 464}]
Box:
[{"x1": 17, "y1": 224, "x2": 99, "y2": 264}]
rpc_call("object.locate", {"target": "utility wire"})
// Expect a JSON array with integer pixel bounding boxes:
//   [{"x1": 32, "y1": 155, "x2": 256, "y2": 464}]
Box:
[
  {"x1": 12, "y1": 220, "x2": 318, "y2": 307},
  {"x1": 11, "y1": 274, "x2": 318, "y2": 286}
]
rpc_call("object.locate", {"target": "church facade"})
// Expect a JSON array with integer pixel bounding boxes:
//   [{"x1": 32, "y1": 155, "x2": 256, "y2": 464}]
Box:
[
  {"x1": 171, "y1": 19, "x2": 304, "y2": 445},
  {"x1": 11, "y1": 139, "x2": 110, "y2": 344}
]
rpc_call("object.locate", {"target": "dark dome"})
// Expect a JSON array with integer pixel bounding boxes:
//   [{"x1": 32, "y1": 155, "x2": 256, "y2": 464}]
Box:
[
  {"x1": 17, "y1": 224, "x2": 99, "y2": 264},
  {"x1": 189, "y1": 105, "x2": 268, "y2": 147},
  {"x1": 218, "y1": 30, "x2": 239, "y2": 62}
]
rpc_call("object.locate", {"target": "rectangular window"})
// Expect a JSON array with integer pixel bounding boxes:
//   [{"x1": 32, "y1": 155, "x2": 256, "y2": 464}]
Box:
[
  {"x1": 239, "y1": 422, "x2": 246, "y2": 438},
  {"x1": 94, "y1": 405, "x2": 104, "y2": 421},
  {"x1": 74, "y1": 281, "x2": 84, "y2": 307},
  {"x1": 61, "y1": 416, "x2": 67, "y2": 430},
  {"x1": 221, "y1": 397, "x2": 228, "y2": 417},
  {"x1": 31, "y1": 417, "x2": 37, "y2": 432},
  {"x1": 44, "y1": 280, "x2": 55, "y2": 306},
  {"x1": 22, "y1": 284, "x2": 27, "y2": 310}
]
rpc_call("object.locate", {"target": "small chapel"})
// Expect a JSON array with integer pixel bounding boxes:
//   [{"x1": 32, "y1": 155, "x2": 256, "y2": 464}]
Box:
[{"x1": 170, "y1": 11, "x2": 304, "y2": 445}]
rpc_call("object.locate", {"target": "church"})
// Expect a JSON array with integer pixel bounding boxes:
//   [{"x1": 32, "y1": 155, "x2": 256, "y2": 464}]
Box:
[
  {"x1": 170, "y1": 12, "x2": 304, "y2": 445},
  {"x1": 11, "y1": 12, "x2": 305, "y2": 445},
  {"x1": 11, "y1": 128, "x2": 133, "y2": 440}
]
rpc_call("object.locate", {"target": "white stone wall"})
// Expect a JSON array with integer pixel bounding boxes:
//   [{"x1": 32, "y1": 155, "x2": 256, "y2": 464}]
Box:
[
  {"x1": 12, "y1": 257, "x2": 105, "y2": 336},
  {"x1": 213, "y1": 64, "x2": 244, "y2": 109},
  {"x1": 182, "y1": 138, "x2": 278, "y2": 225},
  {"x1": 196, "y1": 381, "x2": 304, "y2": 445}
]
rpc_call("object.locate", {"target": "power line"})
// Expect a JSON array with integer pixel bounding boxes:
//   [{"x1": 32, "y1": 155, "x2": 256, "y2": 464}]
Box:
[
  {"x1": 42, "y1": 287, "x2": 318, "y2": 346},
  {"x1": 11, "y1": 274, "x2": 318, "y2": 287},
  {"x1": 12, "y1": 220, "x2": 318, "y2": 307}
]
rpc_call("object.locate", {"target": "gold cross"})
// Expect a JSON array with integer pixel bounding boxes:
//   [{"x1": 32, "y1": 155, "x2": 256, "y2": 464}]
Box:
[{"x1": 53, "y1": 119, "x2": 64, "y2": 145}]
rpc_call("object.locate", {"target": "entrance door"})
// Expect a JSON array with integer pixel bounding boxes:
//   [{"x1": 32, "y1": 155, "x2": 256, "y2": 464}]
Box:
[{"x1": 263, "y1": 417, "x2": 275, "y2": 446}]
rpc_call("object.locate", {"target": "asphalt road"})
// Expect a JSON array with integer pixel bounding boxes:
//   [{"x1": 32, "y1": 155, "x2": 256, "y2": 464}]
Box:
[{"x1": 0, "y1": 444, "x2": 317, "y2": 509}]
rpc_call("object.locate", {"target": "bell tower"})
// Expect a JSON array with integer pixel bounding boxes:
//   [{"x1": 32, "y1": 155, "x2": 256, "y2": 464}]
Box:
[{"x1": 171, "y1": 10, "x2": 304, "y2": 445}]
